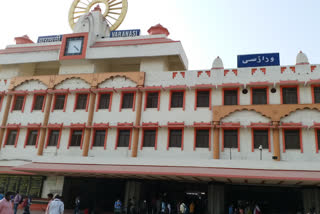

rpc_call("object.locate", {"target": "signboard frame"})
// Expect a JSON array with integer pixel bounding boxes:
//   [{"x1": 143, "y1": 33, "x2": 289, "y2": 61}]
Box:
[
  {"x1": 110, "y1": 29, "x2": 141, "y2": 38},
  {"x1": 237, "y1": 53, "x2": 280, "y2": 68}
]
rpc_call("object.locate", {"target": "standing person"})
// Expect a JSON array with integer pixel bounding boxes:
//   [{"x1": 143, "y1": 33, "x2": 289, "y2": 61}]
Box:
[
  {"x1": 22, "y1": 196, "x2": 32, "y2": 214},
  {"x1": 48, "y1": 194, "x2": 64, "y2": 214},
  {"x1": 229, "y1": 204, "x2": 234, "y2": 214},
  {"x1": 13, "y1": 191, "x2": 22, "y2": 214},
  {"x1": 253, "y1": 204, "x2": 261, "y2": 214},
  {"x1": 167, "y1": 202, "x2": 171, "y2": 214},
  {"x1": 160, "y1": 200, "x2": 166, "y2": 214},
  {"x1": 114, "y1": 199, "x2": 122, "y2": 214},
  {"x1": 189, "y1": 202, "x2": 195, "y2": 214},
  {"x1": 45, "y1": 193, "x2": 54, "y2": 214},
  {"x1": 0, "y1": 192, "x2": 13, "y2": 214},
  {"x1": 74, "y1": 196, "x2": 80, "y2": 214},
  {"x1": 179, "y1": 202, "x2": 186, "y2": 214}
]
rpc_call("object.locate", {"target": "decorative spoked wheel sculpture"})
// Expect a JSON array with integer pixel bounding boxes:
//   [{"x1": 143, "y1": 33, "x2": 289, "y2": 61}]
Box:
[{"x1": 69, "y1": 0, "x2": 128, "y2": 31}]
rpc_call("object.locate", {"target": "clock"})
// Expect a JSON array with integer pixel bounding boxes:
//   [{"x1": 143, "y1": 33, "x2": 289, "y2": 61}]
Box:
[
  {"x1": 59, "y1": 32, "x2": 88, "y2": 60},
  {"x1": 64, "y1": 37, "x2": 84, "y2": 56}
]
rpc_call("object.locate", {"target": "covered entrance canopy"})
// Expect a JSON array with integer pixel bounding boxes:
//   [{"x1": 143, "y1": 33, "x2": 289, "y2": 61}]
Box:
[{"x1": 13, "y1": 162, "x2": 320, "y2": 186}]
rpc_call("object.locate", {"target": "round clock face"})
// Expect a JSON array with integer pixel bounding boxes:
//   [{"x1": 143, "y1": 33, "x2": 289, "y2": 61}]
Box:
[{"x1": 65, "y1": 37, "x2": 84, "y2": 56}]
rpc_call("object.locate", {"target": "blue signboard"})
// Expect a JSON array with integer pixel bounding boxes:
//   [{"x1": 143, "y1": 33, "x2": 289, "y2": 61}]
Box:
[
  {"x1": 110, "y1": 29, "x2": 140, "y2": 38},
  {"x1": 37, "y1": 35, "x2": 63, "y2": 43},
  {"x1": 237, "y1": 53, "x2": 280, "y2": 68}
]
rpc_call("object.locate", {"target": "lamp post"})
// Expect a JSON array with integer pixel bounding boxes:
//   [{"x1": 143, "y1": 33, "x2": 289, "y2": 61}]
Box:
[{"x1": 259, "y1": 145, "x2": 263, "y2": 160}]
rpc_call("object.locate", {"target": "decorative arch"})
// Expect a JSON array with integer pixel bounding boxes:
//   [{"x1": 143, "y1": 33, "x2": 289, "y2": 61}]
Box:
[
  {"x1": 14, "y1": 79, "x2": 48, "y2": 91},
  {"x1": 279, "y1": 106, "x2": 320, "y2": 120},
  {"x1": 97, "y1": 76, "x2": 137, "y2": 88},
  {"x1": 213, "y1": 105, "x2": 273, "y2": 121},
  {"x1": 53, "y1": 75, "x2": 92, "y2": 88},
  {"x1": 95, "y1": 72, "x2": 145, "y2": 87},
  {"x1": 220, "y1": 109, "x2": 272, "y2": 122},
  {"x1": 8, "y1": 72, "x2": 145, "y2": 91},
  {"x1": 213, "y1": 104, "x2": 320, "y2": 122},
  {"x1": 9, "y1": 76, "x2": 51, "y2": 90}
]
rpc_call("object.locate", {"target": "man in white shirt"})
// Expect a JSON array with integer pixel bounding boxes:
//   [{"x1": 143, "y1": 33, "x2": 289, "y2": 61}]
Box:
[{"x1": 48, "y1": 194, "x2": 64, "y2": 214}]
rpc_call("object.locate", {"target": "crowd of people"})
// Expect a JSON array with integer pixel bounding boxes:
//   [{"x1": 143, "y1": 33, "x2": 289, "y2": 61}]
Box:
[
  {"x1": 0, "y1": 191, "x2": 64, "y2": 214},
  {"x1": 113, "y1": 196, "x2": 205, "y2": 214},
  {"x1": 228, "y1": 203, "x2": 261, "y2": 214},
  {"x1": 0, "y1": 191, "x2": 317, "y2": 214}
]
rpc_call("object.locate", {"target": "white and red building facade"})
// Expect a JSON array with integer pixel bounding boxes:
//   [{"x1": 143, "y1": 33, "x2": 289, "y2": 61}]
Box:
[{"x1": 0, "y1": 9, "x2": 319, "y2": 214}]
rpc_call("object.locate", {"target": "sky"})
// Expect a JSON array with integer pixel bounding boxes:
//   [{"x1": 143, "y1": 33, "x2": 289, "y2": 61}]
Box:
[{"x1": 1, "y1": 0, "x2": 320, "y2": 70}]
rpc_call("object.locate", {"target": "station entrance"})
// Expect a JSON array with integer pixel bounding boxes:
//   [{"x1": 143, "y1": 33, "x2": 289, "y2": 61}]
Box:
[
  {"x1": 62, "y1": 177, "x2": 208, "y2": 213},
  {"x1": 225, "y1": 184, "x2": 303, "y2": 214},
  {"x1": 141, "y1": 180, "x2": 208, "y2": 214},
  {"x1": 62, "y1": 177, "x2": 126, "y2": 212},
  {"x1": 62, "y1": 176, "x2": 307, "y2": 214}
]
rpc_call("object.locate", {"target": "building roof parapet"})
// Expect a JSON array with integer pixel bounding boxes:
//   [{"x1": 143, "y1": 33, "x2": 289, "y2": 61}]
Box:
[
  {"x1": 91, "y1": 37, "x2": 178, "y2": 48},
  {"x1": 144, "y1": 63, "x2": 320, "y2": 89}
]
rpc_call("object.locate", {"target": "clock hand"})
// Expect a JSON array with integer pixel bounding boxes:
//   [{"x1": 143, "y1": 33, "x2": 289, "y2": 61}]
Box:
[{"x1": 73, "y1": 45, "x2": 80, "y2": 51}]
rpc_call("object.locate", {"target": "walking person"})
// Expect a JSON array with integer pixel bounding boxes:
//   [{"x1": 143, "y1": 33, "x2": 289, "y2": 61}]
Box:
[
  {"x1": 45, "y1": 193, "x2": 54, "y2": 214},
  {"x1": 22, "y1": 196, "x2": 32, "y2": 214},
  {"x1": 48, "y1": 194, "x2": 64, "y2": 214},
  {"x1": 74, "y1": 196, "x2": 80, "y2": 214},
  {"x1": 0, "y1": 192, "x2": 13, "y2": 214},
  {"x1": 13, "y1": 191, "x2": 22, "y2": 214}
]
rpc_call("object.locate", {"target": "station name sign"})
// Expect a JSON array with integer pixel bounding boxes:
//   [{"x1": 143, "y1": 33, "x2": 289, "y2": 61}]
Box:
[
  {"x1": 37, "y1": 35, "x2": 63, "y2": 43},
  {"x1": 110, "y1": 29, "x2": 140, "y2": 38},
  {"x1": 237, "y1": 53, "x2": 280, "y2": 68}
]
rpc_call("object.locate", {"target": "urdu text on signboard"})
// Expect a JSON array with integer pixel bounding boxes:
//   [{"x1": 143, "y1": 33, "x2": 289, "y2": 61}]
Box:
[{"x1": 237, "y1": 53, "x2": 280, "y2": 68}]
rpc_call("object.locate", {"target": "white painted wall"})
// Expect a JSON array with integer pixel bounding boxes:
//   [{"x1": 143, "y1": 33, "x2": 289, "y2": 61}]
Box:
[
  {"x1": 2, "y1": 79, "x2": 320, "y2": 162},
  {"x1": 7, "y1": 94, "x2": 45, "y2": 125},
  {"x1": 41, "y1": 176, "x2": 64, "y2": 198},
  {"x1": 1, "y1": 52, "x2": 320, "y2": 174},
  {"x1": 59, "y1": 61, "x2": 95, "y2": 75}
]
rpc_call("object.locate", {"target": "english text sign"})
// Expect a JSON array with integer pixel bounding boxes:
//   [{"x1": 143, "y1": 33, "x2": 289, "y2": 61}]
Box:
[
  {"x1": 110, "y1": 29, "x2": 140, "y2": 38},
  {"x1": 37, "y1": 35, "x2": 63, "y2": 43}
]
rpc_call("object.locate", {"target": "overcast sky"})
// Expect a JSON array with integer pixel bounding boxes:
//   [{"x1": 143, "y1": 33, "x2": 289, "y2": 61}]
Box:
[{"x1": 1, "y1": 0, "x2": 320, "y2": 69}]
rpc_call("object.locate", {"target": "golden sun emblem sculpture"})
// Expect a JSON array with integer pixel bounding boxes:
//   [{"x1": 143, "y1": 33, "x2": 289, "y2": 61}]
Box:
[{"x1": 69, "y1": 0, "x2": 128, "y2": 31}]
